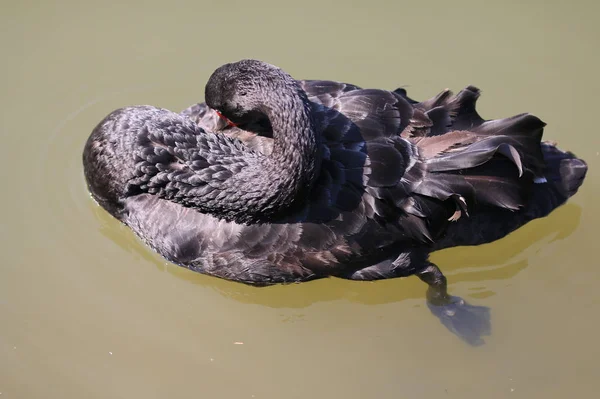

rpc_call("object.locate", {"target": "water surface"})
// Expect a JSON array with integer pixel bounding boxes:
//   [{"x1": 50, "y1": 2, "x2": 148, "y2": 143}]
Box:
[{"x1": 1, "y1": 1, "x2": 599, "y2": 398}]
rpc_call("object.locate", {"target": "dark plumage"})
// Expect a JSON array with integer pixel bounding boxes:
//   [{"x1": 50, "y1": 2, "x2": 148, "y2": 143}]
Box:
[{"x1": 83, "y1": 60, "x2": 587, "y2": 345}]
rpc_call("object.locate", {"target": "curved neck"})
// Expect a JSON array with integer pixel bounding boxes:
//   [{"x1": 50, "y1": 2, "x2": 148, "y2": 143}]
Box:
[
  {"x1": 223, "y1": 83, "x2": 320, "y2": 223},
  {"x1": 264, "y1": 86, "x2": 319, "y2": 188}
]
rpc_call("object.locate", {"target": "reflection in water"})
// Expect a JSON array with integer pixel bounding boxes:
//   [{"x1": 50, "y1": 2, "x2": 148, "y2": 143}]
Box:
[{"x1": 92, "y1": 198, "x2": 582, "y2": 308}]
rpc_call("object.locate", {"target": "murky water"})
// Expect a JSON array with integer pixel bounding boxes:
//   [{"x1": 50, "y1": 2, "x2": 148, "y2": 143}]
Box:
[{"x1": 2, "y1": 0, "x2": 599, "y2": 398}]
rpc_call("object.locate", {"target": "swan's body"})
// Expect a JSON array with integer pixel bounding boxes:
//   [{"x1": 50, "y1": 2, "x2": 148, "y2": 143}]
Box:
[{"x1": 83, "y1": 60, "x2": 587, "y2": 344}]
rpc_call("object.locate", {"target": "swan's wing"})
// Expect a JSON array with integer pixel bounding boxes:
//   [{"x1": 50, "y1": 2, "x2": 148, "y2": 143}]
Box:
[
  {"x1": 125, "y1": 192, "x2": 380, "y2": 283},
  {"x1": 123, "y1": 194, "x2": 321, "y2": 283},
  {"x1": 387, "y1": 88, "x2": 546, "y2": 241},
  {"x1": 295, "y1": 88, "x2": 433, "y2": 243},
  {"x1": 312, "y1": 86, "x2": 546, "y2": 244},
  {"x1": 394, "y1": 86, "x2": 505, "y2": 138},
  {"x1": 299, "y1": 80, "x2": 362, "y2": 107}
]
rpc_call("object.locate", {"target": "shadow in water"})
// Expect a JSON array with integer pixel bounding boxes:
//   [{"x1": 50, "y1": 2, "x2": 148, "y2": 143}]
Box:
[{"x1": 91, "y1": 199, "x2": 583, "y2": 310}]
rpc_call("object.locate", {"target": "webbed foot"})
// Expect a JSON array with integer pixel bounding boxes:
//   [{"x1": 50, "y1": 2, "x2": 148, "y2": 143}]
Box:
[
  {"x1": 426, "y1": 295, "x2": 491, "y2": 346},
  {"x1": 418, "y1": 263, "x2": 491, "y2": 346}
]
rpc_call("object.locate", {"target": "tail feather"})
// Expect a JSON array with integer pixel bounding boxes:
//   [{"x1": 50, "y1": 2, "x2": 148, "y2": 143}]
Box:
[
  {"x1": 447, "y1": 86, "x2": 485, "y2": 130},
  {"x1": 401, "y1": 85, "x2": 485, "y2": 132},
  {"x1": 411, "y1": 157, "x2": 528, "y2": 211},
  {"x1": 516, "y1": 142, "x2": 587, "y2": 223},
  {"x1": 540, "y1": 142, "x2": 587, "y2": 197},
  {"x1": 393, "y1": 85, "x2": 586, "y2": 244},
  {"x1": 425, "y1": 107, "x2": 453, "y2": 136},
  {"x1": 401, "y1": 86, "x2": 559, "y2": 222},
  {"x1": 425, "y1": 138, "x2": 526, "y2": 174},
  {"x1": 520, "y1": 143, "x2": 588, "y2": 221},
  {"x1": 559, "y1": 158, "x2": 587, "y2": 197},
  {"x1": 473, "y1": 112, "x2": 542, "y2": 133},
  {"x1": 417, "y1": 88, "x2": 454, "y2": 111}
]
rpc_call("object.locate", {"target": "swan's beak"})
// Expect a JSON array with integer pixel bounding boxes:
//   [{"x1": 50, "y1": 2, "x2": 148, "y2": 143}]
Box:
[{"x1": 213, "y1": 109, "x2": 238, "y2": 128}]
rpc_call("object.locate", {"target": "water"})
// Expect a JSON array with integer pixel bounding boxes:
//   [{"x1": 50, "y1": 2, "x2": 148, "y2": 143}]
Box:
[{"x1": 1, "y1": 0, "x2": 599, "y2": 397}]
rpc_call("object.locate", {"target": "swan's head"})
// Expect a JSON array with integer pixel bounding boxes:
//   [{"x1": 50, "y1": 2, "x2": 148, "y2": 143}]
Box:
[{"x1": 204, "y1": 59, "x2": 296, "y2": 126}]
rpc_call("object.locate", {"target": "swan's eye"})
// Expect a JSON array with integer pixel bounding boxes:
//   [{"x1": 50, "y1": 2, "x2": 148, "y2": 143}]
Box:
[{"x1": 239, "y1": 91, "x2": 247, "y2": 96}]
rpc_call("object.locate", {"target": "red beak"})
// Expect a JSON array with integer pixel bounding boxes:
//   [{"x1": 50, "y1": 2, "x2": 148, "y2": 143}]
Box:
[{"x1": 214, "y1": 110, "x2": 238, "y2": 128}]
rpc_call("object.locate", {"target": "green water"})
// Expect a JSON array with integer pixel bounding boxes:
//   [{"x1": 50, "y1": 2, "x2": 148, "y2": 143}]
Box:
[{"x1": 1, "y1": 0, "x2": 599, "y2": 398}]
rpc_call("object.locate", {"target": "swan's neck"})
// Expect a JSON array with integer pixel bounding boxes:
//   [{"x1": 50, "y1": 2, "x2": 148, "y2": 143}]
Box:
[
  {"x1": 265, "y1": 87, "x2": 319, "y2": 187},
  {"x1": 240, "y1": 85, "x2": 319, "y2": 221}
]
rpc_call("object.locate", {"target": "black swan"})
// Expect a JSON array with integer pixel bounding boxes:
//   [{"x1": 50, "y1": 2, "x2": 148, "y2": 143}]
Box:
[{"x1": 83, "y1": 60, "x2": 587, "y2": 345}]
